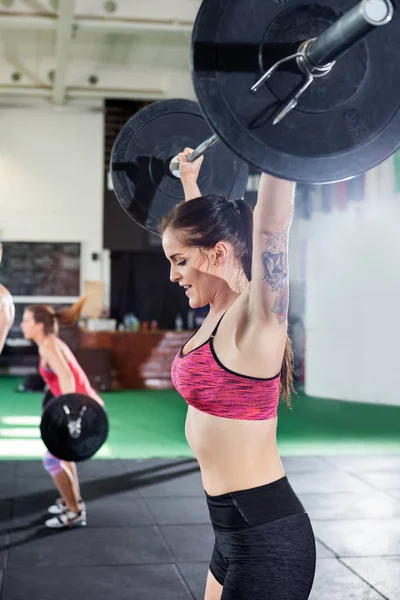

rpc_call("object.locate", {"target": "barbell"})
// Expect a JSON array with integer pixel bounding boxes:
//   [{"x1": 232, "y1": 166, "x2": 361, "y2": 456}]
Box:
[
  {"x1": 40, "y1": 392, "x2": 109, "y2": 462},
  {"x1": 110, "y1": 0, "x2": 400, "y2": 233},
  {"x1": 111, "y1": 98, "x2": 249, "y2": 234}
]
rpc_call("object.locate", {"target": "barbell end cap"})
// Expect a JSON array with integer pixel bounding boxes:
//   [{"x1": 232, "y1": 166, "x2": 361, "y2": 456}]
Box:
[
  {"x1": 169, "y1": 155, "x2": 181, "y2": 179},
  {"x1": 362, "y1": 0, "x2": 393, "y2": 25}
]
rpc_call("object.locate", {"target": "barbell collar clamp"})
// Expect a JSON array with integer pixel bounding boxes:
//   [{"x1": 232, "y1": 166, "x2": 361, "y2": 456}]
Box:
[
  {"x1": 63, "y1": 404, "x2": 87, "y2": 439},
  {"x1": 271, "y1": 39, "x2": 336, "y2": 124},
  {"x1": 305, "y1": 0, "x2": 393, "y2": 68},
  {"x1": 251, "y1": 0, "x2": 392, "y2": 105}
]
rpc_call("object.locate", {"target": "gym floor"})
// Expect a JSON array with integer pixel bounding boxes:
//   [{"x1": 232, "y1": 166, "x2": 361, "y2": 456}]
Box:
[{"x1": 0, "y1": 376, "x2": 399, "y2": 599}]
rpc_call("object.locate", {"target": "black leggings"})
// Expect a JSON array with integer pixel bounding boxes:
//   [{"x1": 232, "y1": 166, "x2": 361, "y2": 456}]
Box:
[{"x1": 206, "y1": 476, "x2": 316, "y2": 599}]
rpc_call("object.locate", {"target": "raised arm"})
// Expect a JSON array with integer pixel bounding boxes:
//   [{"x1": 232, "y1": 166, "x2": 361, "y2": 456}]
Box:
[
  {"x1": 177, "y1": 148, "x2": 204, "y2": 201},
  {"x1": 248, "y1": 173, "x2": 295, "y2": 326}
]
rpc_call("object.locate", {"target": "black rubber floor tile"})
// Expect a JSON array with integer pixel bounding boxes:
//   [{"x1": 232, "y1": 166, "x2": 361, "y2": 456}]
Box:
[
  {"x1": 355, "y1": 471, "x2": 400, "y2": 493},
  {"x1": 343, "y1": 557, "x2": 400, "y2": 600},
  {"x1": 144, "y1": 496, "x2": 209, "y2": 526},
  {"x1": 85, "y1": 493, "x2": 154, "y2": 527},
  {"x1": 9, "y1": 509, "x2": 49, "y2": 532},
  {"x1": 313, "y1": 519, "x2": 400, "y2": 557},
  {"x1": 310, "y1": 558, "x2": 385, "y2": 599},
  {"x1": 122, "y1": 458, "x2": 197, "y2": 474},
  {"x1": 76, "y1": 459, "x2": 129, "y2": 481},
  {"x1": 0, "y1": 463, "x2": 16, "y2": 480},
  {"x1": 324, "y1": 454, "x2": 400, "y2": 473},
  {"x1": 11, "y1": 478, "x2": 57, "y2": 518},
  {"x1": 282, "y1": 456, "x2": 334, "y2": 473},
  {"x1": 289, "y1": 471, "x2": 373, "y2": 495},
  {"x1": 0, "y1": 481, "x2": 15, "y2": 502},
  {"x1": 301, "y1": 491, "x2": 400, "y2": 520},
  {"x1": 0, "y1": 502, "x2": 12, "y2": 524},
  {"x1": 1, "y1": 565, "x2": 193, "y2": 600},
  {"x1": 0, "y1": 535, "x2": 8, "y2": 568},
  {"x1": 15, "y1": 461, "x2": 47, "y2": 478},
  {"x1": 315, "y1": 540, "x2": 335, "y2": 558},
  {"x1": 78, "y1": 474, "x2": 144, "y2": 503},
  {"x1": 177, "y1": 562, "x2": 209, "y2": 600},
  {"x1": 8, "y1": 526, "x2": 173, "y2": 567},
  {"x1": 14, "y1": 477, "x2": 54, "y2": 497},
  {"x1": 138, "y1": 470, "x2": 204, "y2": 498},
  {"x1": 76, "y1": 466, "x2": 200, "y2": 503},
  {"x1": 11, "y1": 493, "x2": 153, "y2": 530},
  {"x1": 160, "y1": 524, "x2": 214, "y2": 562}
]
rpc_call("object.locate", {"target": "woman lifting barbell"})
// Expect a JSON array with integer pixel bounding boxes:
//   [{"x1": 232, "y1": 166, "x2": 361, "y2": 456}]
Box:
[
  {"x1": 161, "y1": 150, "x2": 316, "y2": 600},
  {"x1": 20, "y1": 297, "x2": 104, "y2": 529}
]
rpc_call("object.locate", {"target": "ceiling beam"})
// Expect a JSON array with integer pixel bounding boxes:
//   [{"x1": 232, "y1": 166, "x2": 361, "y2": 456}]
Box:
[
  {"x1": 0, "y1": 15, "x2": 55, "y2": 29},
  {"x1": 0, "y1": 14, "x2": 192, "y2": 33},
  {"x1": 52, "y1": 0, "x2": 75, "y2": 105},
  {"x1": 0, "y1": 84, "x2": 166, "y2": 101}
]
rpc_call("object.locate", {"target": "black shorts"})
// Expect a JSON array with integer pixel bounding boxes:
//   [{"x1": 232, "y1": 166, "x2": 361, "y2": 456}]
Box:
[{"x1": 206, "y1": 476, "x2": 316, "y2": 599}]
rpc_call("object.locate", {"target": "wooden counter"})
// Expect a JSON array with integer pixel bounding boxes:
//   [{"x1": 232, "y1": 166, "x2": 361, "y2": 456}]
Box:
[{"x1": 79, "y1": 329, "x2": 190, "y2": 390}]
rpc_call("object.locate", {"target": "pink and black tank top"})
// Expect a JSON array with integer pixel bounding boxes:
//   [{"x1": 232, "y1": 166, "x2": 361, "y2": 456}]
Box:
[
  {"x1": 39, "y1": 339, "x2": 102, "y2": 404},
  {"x1": 171, "y1": 313, "x2": 281, "y2": 420}
]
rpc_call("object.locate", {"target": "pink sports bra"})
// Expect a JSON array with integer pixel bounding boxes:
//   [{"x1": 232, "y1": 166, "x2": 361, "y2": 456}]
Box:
[{"x1": 171, "y1": 313, "x2": 281, "y2": 420}]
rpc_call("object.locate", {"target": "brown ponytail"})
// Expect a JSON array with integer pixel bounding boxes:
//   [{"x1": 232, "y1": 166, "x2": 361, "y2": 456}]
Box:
[
  {"x1": 27, "y1": 295, "x2": 87, "y2": 335},
  {"x1": 54, "y1": 295, "x2": 87, "y2": 327},
  {"x1": 280, "y1": 335, "x2": 295, "y2": 407}
]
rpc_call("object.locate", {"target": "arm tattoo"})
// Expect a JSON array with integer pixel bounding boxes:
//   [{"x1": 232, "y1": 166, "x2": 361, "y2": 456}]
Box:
[{"x1": 261, "y1": 229, "x2": 289, "y2": 324}]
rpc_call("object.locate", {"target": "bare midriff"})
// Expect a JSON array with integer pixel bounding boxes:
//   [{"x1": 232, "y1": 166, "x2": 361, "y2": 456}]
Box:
[{"x1": 185, "y1": 405, "x2": 285, "y2": 496}]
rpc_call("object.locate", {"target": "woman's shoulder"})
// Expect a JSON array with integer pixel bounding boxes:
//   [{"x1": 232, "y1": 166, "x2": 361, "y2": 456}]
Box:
[
  {"x1": 40, "y1": 337, "x2": 73, "y2": 368},
  {"x1": 41, "y1": 335, "x2": 67, "y2": 354},
  {"x1": 0, "y1": 283, "x2": 12, "y2": 298}
]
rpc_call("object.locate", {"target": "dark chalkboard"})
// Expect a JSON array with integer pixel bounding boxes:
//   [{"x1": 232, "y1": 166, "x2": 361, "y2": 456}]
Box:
[{"x1": 0, "y1": 242, "x2": 81, "y2": 296}]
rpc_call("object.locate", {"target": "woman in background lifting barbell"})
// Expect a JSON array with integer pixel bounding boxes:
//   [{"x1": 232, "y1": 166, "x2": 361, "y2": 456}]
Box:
[
  {"x1": 20, "y1": 297, "x2": 104, "y2": 529},
  {"x1": 161, "y1": 150, "x2": 316, "y2": 600}
]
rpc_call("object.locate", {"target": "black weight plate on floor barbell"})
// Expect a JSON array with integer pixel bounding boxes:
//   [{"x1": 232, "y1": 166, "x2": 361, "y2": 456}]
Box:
[
  {"x1": 110, "y1": 98, "x2": 249, "y2": 234},
  {"x1": 192, "y1": 0, "x2": 400, "y2": 183},
  {"x1": 42, "y1": 388, "x2": 55, "y2": 411},
  {"x1": 40, "y1": 393, "x2": 109, "y2": 462}
]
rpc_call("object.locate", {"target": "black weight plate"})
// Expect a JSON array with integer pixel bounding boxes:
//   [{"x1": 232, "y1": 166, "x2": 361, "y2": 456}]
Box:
[
  {"x1": 40, "y1": 393, "x2": 109, "y2": 462},
  {"x1": 110, "y1": 98, "x2": 249, "y2": 233},
  {"x1": 192, "y1": 0, "x2": 400, "y2": 183},
  {"x1": 42, "y1": 388, "x2": 54, "y2": 411}
]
